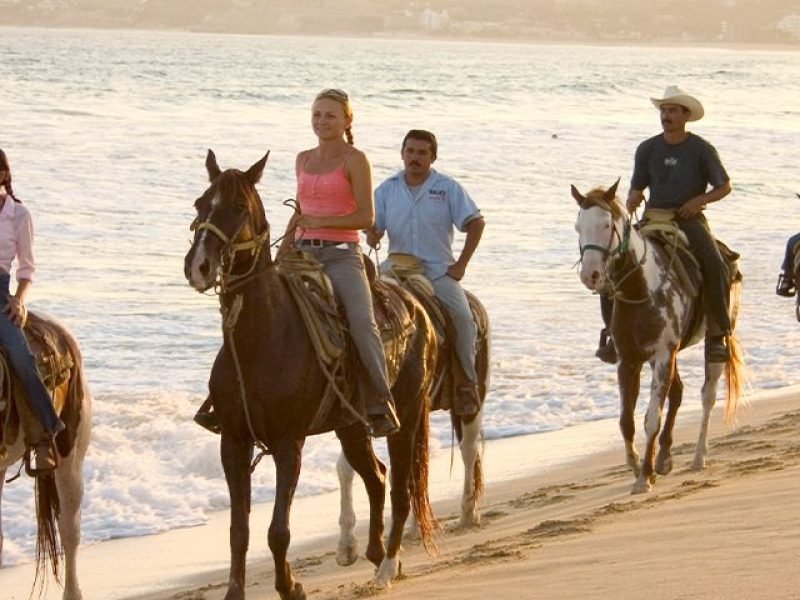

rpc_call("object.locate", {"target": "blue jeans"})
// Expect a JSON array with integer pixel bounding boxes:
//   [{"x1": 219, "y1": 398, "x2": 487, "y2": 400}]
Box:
[
  {"x1": 432, "y1": 274, "x2": 478, "y2": 383},
  {"x1": 0, "y1": 273, "x2": 61, "y2": 438}
]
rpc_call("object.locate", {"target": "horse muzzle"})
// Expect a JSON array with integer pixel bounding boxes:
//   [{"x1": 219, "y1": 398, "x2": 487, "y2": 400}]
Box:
[{"x1": 185, "y1": 245, "x2": 217, "y2": 292}]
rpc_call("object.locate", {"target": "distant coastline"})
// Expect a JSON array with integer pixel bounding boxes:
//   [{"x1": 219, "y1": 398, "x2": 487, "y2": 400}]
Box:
[{"x1": 1, "y1": 23, "x2": 798, "y2": 53}]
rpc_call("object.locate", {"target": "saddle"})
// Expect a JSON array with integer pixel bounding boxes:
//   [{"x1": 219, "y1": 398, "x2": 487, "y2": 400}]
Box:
[
  {"x1": 0, "y1": 312, "x2": 74, "y2": 457},
  {"x1": 640, "y1": 209, "x2": 742, "y2": 296},
  {"x1": 382, "y1": 253, "x2": 488, "y2": 412},
  {"x1": 277, "y1": 250, "x2": 415, "y2": 433}
]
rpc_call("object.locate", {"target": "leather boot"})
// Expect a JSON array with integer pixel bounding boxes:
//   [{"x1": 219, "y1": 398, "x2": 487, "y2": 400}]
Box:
[
  {"x1": 595, "y1": 328, "x2": 618, "y2": 364},
  {"x1": 705, "y1": 334, "x2": 730, "y2": 363},
  {"x1": 368, "y1": 396, "x2": 400, "y2": 438}
]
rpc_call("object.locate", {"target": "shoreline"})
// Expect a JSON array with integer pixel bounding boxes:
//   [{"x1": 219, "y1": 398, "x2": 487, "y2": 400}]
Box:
[{"x1": 5, "y1": 384, "x2": 799, "y2": 599}]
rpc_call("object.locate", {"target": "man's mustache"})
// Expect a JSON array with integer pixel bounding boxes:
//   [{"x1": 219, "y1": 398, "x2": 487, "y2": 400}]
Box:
[{"x1": 409, "y1": 160, "x2": 421, "y2": 167}]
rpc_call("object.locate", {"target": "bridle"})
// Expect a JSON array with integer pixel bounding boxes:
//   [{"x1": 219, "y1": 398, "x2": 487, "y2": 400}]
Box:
[
  {"x1": 190, "y1": 195, "x2": 270, "y2": 295},
  {"x1": 578, "y1": 202, "x2": 650, "y2": 304}
]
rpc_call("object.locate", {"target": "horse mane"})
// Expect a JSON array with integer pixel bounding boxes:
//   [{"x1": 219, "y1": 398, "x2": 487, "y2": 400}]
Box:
[{"x1": 582, "y1": 186, "x2": 627, "y2": 221}]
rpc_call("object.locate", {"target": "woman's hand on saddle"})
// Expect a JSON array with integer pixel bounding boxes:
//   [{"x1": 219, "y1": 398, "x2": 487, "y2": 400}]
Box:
[
  {"x1": 678, "y1": 196, "x2": 705, "y2": 219},
  {"x1": 365, "y1": 227, "x2": 383, "y2": 249},
  {"x1": 4, "y1": 295, "x2": 27, "y2": 327}
]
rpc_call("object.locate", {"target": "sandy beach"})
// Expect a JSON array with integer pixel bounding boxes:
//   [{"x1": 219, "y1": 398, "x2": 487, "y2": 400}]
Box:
[{"x1": 3, "y1": 385, "x2": 800, "y2": 599}]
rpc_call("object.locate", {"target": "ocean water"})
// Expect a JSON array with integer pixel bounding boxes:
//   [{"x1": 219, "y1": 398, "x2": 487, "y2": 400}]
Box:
[{"x1": 1, "y1": 26, "x2": 799, "y2": 566}]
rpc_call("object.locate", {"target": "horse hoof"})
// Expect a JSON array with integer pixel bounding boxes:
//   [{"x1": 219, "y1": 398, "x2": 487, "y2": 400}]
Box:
[
  {"x1": 458, "y1": 513, "x2": 481, "y2": 529},
  {"x1": 374, "y1": 556, "x2": 400, "y2": 588},
  {"x1": 279, "y1": 582, "x2": 306, "y2": 600},
  {"x1": 631, "y1": 480, "x2": 651, "y2": 495},
  {"x1": 656, "y1": 456, "x2": 673, "y2": 476},
  {"x1": 690, "y1": 457, "x2": 706, "y2": 471},
  {"x1": 336, "y1": 542, "x2": 359, "y2": 566}
]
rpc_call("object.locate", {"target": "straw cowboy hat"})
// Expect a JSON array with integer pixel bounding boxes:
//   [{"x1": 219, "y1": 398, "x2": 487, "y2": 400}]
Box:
[{"x1": 650, "y1": 85, "x2": 705, "y2": 121}]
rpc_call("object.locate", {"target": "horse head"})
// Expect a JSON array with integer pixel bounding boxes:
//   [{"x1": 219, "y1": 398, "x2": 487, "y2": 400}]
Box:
[
  {"x1": 185, "y1": 149, "x2": 270, "y2": 292},
  {"x1": 571, "y1": 178, "x2": 628, "y2": 292}
]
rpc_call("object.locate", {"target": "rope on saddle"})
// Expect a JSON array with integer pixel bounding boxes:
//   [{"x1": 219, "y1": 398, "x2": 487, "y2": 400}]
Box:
[{"x1": 277, "y1": 251, "x2": 371, "y2": 434}]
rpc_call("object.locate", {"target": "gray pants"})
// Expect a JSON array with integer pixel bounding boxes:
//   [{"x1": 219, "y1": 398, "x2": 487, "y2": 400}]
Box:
[
  {"x1": 299, "y1": 243, "x2": 392, "y2": 410},
  {"x1": 432, "y1": 274, "x2": 478, "y2": 383}
]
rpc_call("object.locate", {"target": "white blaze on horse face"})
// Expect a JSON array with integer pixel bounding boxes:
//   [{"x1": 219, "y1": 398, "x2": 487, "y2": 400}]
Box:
[
  {"x1": 577, "y1": 207, "x2": 612, "y2": 291},
  {"x1": 188, "y1": 191, "x2": 221, "y2": 289}
]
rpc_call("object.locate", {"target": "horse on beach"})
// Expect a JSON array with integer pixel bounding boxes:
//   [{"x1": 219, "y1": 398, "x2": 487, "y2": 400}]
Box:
[
  {"x1": 0, "y1": 312, "x2": 91, "y2": 600},
  {"x1": 184, "y1": 150, "x2": 438, "y2": 600},
  {"x1": 572, "y1": 181, "x2": 746, "y2": 494},
  {"x1": 335, "y1": 282, "x2": 490, "y2": 567}
]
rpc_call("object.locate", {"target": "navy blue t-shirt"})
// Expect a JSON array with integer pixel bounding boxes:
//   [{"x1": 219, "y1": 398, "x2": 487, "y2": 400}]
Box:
[{"x1": 630, "y1": 133, "x2": 729, "y2": 209}]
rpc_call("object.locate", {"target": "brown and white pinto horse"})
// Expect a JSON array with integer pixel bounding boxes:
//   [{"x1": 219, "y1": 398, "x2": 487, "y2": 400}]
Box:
[
  {"x1": 184, "y1": 151, "x2": 437, "y2": 599},
  {"x1": 572, "y1": 181, "x2": 745, "y2": 494},
  {"x1": 0, "y1": 312, "x2": 91, "y2": 600}
]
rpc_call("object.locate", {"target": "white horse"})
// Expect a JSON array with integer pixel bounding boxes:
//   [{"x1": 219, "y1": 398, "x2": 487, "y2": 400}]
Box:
[
  {"x1": 336, "y1": 287, "x2": 489, "y2": 570},
  {"x1": 572, "y1": 181, "x2": 745, "y2": 494},
  {"x1": 0, "y1": 312, "x2": 91, "y2": 600}
]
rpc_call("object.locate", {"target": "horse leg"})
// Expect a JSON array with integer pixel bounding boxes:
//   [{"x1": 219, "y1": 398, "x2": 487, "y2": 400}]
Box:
[
  {"x1": 633, "y1": 355, "x2": 674, "y2": 494},
  {"x1": 220, "y1": 433, "x2": 253, "y2": 600},
  {"x1": 617, "y1": 360, "x2": 642, "y2": 477},
  {"x1": 456, "y1": 411, "x2": 483, "y2": 529},
  {"x1": 335, "y1": 452, "x2": 359, "y2": 566},
  {"x1": 55, "y1": 451, "x2": 86, "y2": 600},
  {"x1": 269, "y1": 437, "x2": 306, "y2": 600},
  {"x1": 692, "y1": 362, "x2": 724, "y2": 470},
  {"x1": 656, "y1": 368, "x2": 683, "y2": 476},
  {"x1": 336, "y1": 423, "x2": 386, "y2": 569}
]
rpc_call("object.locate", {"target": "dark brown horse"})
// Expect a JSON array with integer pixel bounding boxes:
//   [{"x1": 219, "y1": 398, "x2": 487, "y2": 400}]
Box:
[
  {"x1": 184, "y1": 150, "x2": 437, "y2": 599},
  {"x1": 573, "y1": 181, "x2": 746, "y2": 494},
  {"x1": 0, "y1": 312, "x2": 92, "y2": 600}
]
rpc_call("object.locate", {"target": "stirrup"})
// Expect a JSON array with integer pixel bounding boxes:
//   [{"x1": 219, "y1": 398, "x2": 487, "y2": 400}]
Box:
[
  {"x1": 595, "y1": 328, "x2": 618, "y2": 364},
  {"x1": 776, "y1": 272, "x2": 795, "y2": 297},
  {"x1": 24, "y1": 442, "x2": 58, "y2": 477},
  {"x1": 194, "y1": 409, "x2": 221, "y2": 434}
]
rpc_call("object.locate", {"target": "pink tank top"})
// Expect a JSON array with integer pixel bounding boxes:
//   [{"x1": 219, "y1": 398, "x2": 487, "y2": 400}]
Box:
[{"x1": 296, "y1": 155, "x2": 360, "y2": 243}]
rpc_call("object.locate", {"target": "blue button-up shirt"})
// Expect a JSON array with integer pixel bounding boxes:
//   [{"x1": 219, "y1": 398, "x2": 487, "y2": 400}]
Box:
[{"x1": 374, "y1": 169, "x2": 481, "y2": 280}]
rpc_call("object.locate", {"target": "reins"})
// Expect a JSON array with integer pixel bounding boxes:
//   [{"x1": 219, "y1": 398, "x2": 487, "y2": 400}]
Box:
[{"x1": 192, "y1": 206, "x2": 273, "y2": 469}]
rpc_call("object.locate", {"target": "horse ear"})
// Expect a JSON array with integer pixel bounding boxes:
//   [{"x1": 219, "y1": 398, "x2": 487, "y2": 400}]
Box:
[
  {"x1": 570, "y1": 184, "x2": 585, "y2": 206},
  {"x1": 206, "y1": 149, "x2": 222, "y2": 182},
  {"x1": 605, "y1": 178, "x2": 621, "y2": 201},
  {"x1": 246, "y1": 151, "x2": 270, "y2": 185}
]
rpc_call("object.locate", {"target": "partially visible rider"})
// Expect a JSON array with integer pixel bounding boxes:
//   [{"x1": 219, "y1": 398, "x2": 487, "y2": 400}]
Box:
[{"x1": 0, "y1": 148, "x2": 65, "y2": 474}]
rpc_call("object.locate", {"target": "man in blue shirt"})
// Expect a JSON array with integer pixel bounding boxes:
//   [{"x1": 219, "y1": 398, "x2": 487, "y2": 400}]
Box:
[
  {"x1": 598, "y1": 85, "x2": 733, "y2": 363},
  {"x1": 367, "y1": 130, "x2": 485, "y2": 415}
]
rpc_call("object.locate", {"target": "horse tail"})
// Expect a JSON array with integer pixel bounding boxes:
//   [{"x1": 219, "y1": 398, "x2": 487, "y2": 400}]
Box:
[
  {"x1": 724, "y1": 333, "x2": 747, "y2": 424},
  {"x1": 724, "y1": 281, "x2": 748, "y2": 424},
  {"x1": 410, "y1": 389, "x2": 438, "y2": 555},
  {"x1": 410, "y1": 312, "x2": 439, "y2": 556},
  {"x1": 32, "y1": 473, "x2": 62, "y2": 592}
]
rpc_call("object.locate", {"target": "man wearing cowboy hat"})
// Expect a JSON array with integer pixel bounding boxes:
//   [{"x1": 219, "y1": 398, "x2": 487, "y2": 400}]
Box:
[{"x1": 597, "y1": 85, "x2": 733, "y2": 363}]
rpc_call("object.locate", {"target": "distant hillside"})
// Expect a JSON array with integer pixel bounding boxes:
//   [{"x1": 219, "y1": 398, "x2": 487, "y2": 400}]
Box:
[{"x1": 1, "y1": 0, "x2": 798, "y2": 45}]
